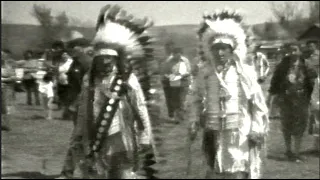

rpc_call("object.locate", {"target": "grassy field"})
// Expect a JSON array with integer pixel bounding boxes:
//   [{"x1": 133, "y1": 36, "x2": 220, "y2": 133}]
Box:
[{"x1": 1, "y1": 84, "x2": 319, "y2": 179}]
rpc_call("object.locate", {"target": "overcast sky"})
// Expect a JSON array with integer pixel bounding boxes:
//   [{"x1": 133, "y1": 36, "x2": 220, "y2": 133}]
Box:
[{"x1": 2, "y1": 1, "x2": 308, "y2": 26}]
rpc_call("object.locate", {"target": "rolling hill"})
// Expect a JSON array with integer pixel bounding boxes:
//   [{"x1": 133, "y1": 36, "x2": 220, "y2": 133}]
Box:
[
  {"x1": 1, "y1": 21, "x2": 305, "y2": 60},
  {"x1": 1, "y1": 23, "x2": 201, "y2": 60}
]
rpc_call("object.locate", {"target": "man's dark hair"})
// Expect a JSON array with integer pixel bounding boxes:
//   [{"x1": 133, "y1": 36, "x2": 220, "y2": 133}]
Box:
[
  {"x1": 172, "y1": 47, "x2": 182, "y2": 54},
  {"x1": 23, "y1": 50, "x2": 33, "y2": 59},
  {"x1": 2, "y1": 49, "x2": 12, "y2": 55},
  {"x1": 306, "y1": 40, "x2": 318, "y2": 45},
  {"x1": 253, "y1": 44, "x2": 262, "y2": 51},
  {"x1": 52, "y1": 40, "x2": 65, "y2": 50}
]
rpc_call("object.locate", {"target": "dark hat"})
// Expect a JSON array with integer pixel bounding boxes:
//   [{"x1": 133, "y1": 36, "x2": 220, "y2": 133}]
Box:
[
  {"x1": 52, "y1": 40, "x2": 65, "y2": 50},
  {"x1": 67, "y1": 38, "x2": 91, "y2": 49},
  {"x1": 62, "y1": 30, "x2": 90, "y2": 49}
]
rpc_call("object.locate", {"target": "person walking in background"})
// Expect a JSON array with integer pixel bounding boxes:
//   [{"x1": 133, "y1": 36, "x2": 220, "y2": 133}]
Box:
[
  {"x1": 247, "y1": 44, "x2": 270, "y2": 84},
  {"x1": 1, "y1": 49, "x2": 17, "y2": 131},
  {"x1": 308, "y1": 73, "x2": 319, "y2": 153},
  {"x1": 267, "y1": 43, "x2": 300, "y2": 119},
  {"x1": 162, "y1": 47, "x2": 191, "y2": 123},
  {"x1": 58, "y1": 31, "x2": 92, "y2": 120},
  {"x1": 22, "y1": 50, "x2": 41, "y2": 106},
  {"x1": 306, "y1": 40, "x2": 319, "y2": 153},
  {"x1": 268, "y1": 44, "x2": 317, "y2": 162},
  {"x1": 38, "y1": 72, "x2": 55, "y2": 120},
  {"x1": 306, "y1": 41, "x2": 320, "y2": 68},
  {"x1": 56, "y1": 31, "x2": 94, "y2": 179}
]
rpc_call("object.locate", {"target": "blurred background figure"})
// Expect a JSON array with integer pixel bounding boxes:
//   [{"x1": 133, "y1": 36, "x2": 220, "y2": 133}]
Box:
[
  {"x1": 56, "y1": 30, "x2": 93, "y2": 179},
  {"x1": 38, "y1": 72, "x2": 55, "y2": 120},
  {"x1": 308, "y1": 72, "x2": 319, "y2": 153},
  {"x1": 306, "y1": 41, "x2": 320, "y2": 69},
  {"x1": 1, "y1": 49, "x2": 17, "y2": 131},
  {"x1": 268, "y1": 44, "x2": 317, "y2": 162},
  {"x1": 22, "y1": 50, "x2": 41, "y2": 106},
  {"x1": 305, "y1": 40, "x2": 319, "y2": 153},
  {"x1": 161, "y1": 47, "x2": 191, "y2": 124},
  {"x1": 267, "y1": 43, "x2": 301, "y2": 119},
  {"x1": 247, "y1": 44, "x2": 270, "y2": 84},
  {"x1": 50, "y1": 40, "x2": 67, "y2": 110},
  {"x1": 57, "y1": 30, "x2": 92, "y2": 120}
]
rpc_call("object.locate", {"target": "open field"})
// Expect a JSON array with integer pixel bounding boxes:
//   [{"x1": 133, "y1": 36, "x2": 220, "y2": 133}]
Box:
[{"x1": 1, "y1": 86, "x2": 319, "y2": 179}]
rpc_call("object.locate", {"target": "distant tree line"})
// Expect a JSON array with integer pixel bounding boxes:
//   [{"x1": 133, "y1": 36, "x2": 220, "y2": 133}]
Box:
[
  {"x1": 32, "y1": 4, "x2": 94, "y2": 49},
  {"x1": 261, "y1": 1, "x2": 319, "y2": 40}
]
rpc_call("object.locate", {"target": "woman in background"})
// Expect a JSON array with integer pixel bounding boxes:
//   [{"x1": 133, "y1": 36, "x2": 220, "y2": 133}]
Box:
[{"x1": 1, "y1": 49, "x2": 17, "y2": 131}]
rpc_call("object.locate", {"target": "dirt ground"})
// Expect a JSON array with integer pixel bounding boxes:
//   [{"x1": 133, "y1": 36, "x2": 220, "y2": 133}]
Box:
[{"x1": 1, "y1": 92, "x2": 319, "y2": 179}]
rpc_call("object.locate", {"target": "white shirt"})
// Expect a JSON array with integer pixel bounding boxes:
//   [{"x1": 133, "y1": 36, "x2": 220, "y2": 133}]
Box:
[
  {"x1": 38, "y1": 81, "x2": 54, "y2": 98},
  {"x1": 59, "y1": 58, "x2": 74, "y2": 73},
  {"x1": 166, "y1": 55, "x2": 191, "y2": 86}
]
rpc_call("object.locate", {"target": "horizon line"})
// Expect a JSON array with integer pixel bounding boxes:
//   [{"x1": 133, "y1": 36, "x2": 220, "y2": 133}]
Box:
[{"x1": 1, "y1": 21, "x2": 261, "y2": 28}]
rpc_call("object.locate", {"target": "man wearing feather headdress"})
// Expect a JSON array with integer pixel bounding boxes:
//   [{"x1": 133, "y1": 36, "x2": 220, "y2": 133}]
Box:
[
  {"x1": 58, "y1": 5, "x2": 158, "y2": 179},
  {"x1": 187, "y1": 10, "x2": 269, "y2": 179}
]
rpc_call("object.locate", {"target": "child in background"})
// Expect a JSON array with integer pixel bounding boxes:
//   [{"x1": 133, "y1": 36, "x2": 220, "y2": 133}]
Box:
[{"x1": 38, "y1": 72, "x2": 54, "y2": 120}]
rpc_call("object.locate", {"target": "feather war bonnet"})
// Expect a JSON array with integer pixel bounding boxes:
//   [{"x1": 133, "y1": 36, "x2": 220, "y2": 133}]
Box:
[
  {"x1": 197, "y1": 9, "x2": 247, "y2": 63},
  {"x1": 92, "y1": 4, "x2": 159, "y2": 100}
]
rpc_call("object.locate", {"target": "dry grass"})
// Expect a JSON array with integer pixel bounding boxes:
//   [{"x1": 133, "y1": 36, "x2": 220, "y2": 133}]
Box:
[{"x1": 1, "y1": 89, "x2": 319, "y2": 179}]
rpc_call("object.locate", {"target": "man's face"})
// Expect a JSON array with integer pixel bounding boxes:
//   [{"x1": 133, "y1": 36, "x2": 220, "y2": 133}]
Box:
[
  {"x1": 290, "y1": 45, "x2": 301, "y2": 56},
  {"x1": 26, "y1": 53, "x2": 33, "y2": 59},
  {"x1": 172, "y1": 52, "x2": 181, "y2": 60},
  {"x1": 308, "y1": 43, "x2": 317, "y2": 52},
  {"x1": 288, "y1": 54, "x2": 300, "y2": 66},
  {"x1": 68, "y1": 46, "x2": 83, "y2": 58},
  {"x1": 211, "y1": 43, "x2": 233, "y2": 65},
  {"x1": 93, "y1": 55, "x2": 117, "y2": 77}
]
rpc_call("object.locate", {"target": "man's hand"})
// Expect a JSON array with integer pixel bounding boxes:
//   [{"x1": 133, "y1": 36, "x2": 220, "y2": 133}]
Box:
[
  {"x1": 247, "y1": 132, "x2": 265, "y2": 148},
  {"x1": 138, "y1": 144, "x2": 153, "y2": 154},
  {"x1": 62, "y1": 52, "x2": 72, "y2": 61}
]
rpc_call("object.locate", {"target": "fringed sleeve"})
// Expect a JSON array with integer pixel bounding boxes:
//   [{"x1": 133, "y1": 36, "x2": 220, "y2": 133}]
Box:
[
  {"x1": 241, "y1": 65, "x2": 269, "y2": 135},
  {"x1": 127, "y1": 73, "x2": 153, "y2": 145}
]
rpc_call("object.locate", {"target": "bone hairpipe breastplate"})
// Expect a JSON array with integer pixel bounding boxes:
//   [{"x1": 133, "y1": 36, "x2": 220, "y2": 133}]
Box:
[{"x1": 204, "y1": 65, "x2": 247, "y2": 130}]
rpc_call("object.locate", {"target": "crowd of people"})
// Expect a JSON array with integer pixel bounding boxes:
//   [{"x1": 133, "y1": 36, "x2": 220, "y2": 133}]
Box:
[{"x1": 1, "y1": 4, "x2": 319, "y2": 179}]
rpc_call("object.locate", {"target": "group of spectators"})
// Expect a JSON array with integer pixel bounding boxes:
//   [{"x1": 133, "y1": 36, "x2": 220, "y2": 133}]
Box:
[{"x1": 1, "y1": 31, "x2": 91, "y2": 131}]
